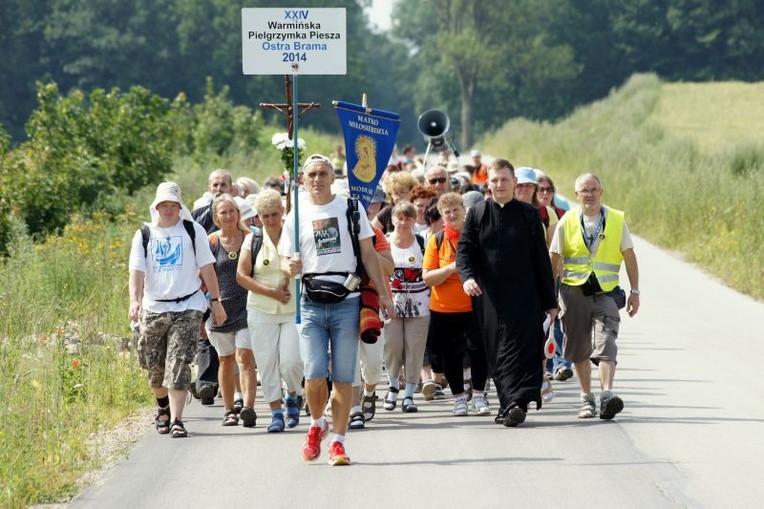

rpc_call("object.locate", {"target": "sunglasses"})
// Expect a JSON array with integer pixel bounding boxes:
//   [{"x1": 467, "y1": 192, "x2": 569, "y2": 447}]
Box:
[{"x1": 428, "y1": 177, "x2": 448, "y2": 184}]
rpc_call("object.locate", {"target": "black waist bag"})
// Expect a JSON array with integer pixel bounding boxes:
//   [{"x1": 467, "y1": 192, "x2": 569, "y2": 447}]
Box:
[
  {"x1": 302, "y1": 273, "x2": 350, "y2": 304},
  {"x1": 606, "y1": 286, "x2": 626, "y2": 309},
  {"x1": 581, "y1": 274, "x2": 626, "y2": 309}
]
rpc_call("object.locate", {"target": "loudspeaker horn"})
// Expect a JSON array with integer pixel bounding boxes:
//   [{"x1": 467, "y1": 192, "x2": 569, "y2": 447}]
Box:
[{"x1": 417, "y1": 109, "x2": 450, "y2": 139}]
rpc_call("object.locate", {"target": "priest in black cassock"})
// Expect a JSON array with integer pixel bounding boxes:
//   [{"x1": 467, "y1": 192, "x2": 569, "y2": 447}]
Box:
[{"x1": 456, "y1": 159, "x2": 558, "y2": 427}]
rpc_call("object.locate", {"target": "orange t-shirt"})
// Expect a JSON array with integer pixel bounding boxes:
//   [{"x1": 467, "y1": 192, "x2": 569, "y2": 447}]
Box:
[
  {"x1": 373, "y1": 225, "x2": 390, "y2": 252},
  {"x1": 471, "y1": 164, "x2": 488, "y2": 185},
  {"x1": 423, "y1": 233, "x2": 471, "y2": 313}
]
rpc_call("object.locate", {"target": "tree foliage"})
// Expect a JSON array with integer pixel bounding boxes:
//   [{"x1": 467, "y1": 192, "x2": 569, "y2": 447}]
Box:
[
  {"x1": 0, "y1": 78, "x2": 266, "y2": 241},
  {"x1": 0, "y1": 0, "x2": 763, "y2": 151},
  {"x1": 2, "y1": 83, "x2": 181, "y2": 237}
]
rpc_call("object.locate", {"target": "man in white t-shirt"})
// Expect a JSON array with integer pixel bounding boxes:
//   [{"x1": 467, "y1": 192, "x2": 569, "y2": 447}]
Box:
[
  {"x1": 549, "y1": 173, "x2": 640, "y2": 421},
  {"x1": 129, "y1": 182, "x2": 226, "y2": 438},
  {"x1": 280, "y1": 154, "x2": 394, "y2": 466}
]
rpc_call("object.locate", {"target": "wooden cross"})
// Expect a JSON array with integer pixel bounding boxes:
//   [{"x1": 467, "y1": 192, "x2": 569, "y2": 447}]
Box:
[{"x1": 259, "y1": 75, "x2": 320, "y2": 139}]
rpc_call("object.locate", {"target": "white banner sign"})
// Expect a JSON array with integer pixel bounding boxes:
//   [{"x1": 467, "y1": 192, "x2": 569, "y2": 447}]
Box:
[{"x1": 242, "y1": 7, "x2": 347, "y2": 75}]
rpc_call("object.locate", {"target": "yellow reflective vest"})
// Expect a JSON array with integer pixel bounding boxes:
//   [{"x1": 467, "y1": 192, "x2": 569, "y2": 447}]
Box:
[{"x1": 561, "y1": 206, "x2": 624, "y2": 291}]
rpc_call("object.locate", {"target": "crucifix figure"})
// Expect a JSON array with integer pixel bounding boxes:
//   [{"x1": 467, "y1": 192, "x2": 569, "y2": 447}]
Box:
[{"x1": 259, "y1": 75, "x2": 320, "y2": 139}]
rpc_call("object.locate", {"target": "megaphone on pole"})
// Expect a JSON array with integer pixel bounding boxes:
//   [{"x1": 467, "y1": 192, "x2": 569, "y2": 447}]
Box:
[{"x1": 417, "y1": 109, "x2": 459, "y2": 170}]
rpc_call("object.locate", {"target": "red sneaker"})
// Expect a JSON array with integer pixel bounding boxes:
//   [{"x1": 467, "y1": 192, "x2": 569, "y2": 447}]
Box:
[
  {"x1": 301, "y1": 421, "x2": 329, "y2": 462},
  {"x1": 328, "y1": 440, "x2": 351, "y2": 466}
]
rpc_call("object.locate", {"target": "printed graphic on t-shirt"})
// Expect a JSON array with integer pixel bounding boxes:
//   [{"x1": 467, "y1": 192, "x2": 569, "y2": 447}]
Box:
[
  {"x1": 390, "y1": 267, "x2": 429, "y2": 318},
  {"x1": 151, "y1": 235, "x2": 183, "y2": 272},
  {"x1": 312, "y1": 217, "x2": 341, "y2": 255}
]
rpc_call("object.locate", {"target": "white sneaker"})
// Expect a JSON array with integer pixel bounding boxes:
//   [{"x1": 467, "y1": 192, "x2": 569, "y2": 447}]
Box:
[
  {"x1": 453, "y1": 398, "x2": 469, "y2": 416},
  {"x1": 473, "y1": 396, "x2": 491, "y2": 415},
  {"x1": 578, "y1": 393, "x2": 597, "y2": 418}
]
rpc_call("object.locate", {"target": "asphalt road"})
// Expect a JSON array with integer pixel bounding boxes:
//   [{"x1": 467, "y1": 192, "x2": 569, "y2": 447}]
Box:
[{"x1": 70, "y1": 235, "x2": 764, "y2": 509}]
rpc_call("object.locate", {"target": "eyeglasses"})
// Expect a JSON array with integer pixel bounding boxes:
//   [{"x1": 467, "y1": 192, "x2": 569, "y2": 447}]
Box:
[
  {"x1": 428, "y1": 177, "x2": 448, "y2": 185},
  {"x1": 538, "y1": 187, "x2": 554, "y2": 193},
  {"x1": 576, "y1": 188, "x2": 600, "y2": 196}
]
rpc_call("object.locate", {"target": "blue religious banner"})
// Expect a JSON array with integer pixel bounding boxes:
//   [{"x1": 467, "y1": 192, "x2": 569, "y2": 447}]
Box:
[{"x1": 334, "y1": 100, "x2": 400, "y2": 209}]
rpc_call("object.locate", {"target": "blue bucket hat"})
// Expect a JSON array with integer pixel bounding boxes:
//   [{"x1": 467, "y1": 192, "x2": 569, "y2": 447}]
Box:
[{"x1": 514, "y1": 167, "x2": 538, "y2": 185}]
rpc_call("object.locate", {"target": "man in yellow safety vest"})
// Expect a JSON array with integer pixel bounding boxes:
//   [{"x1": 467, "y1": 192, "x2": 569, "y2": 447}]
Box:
[{"x1": 550, "y1": 173, "x2": 640, "y2": 420}]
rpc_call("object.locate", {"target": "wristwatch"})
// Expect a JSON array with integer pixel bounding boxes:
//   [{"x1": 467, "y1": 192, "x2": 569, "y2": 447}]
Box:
[
  {"x1": 210, "y1": 297, "x2": 221, "y2": 303},
  {"x1": 630, "y1": 289, "x2": 640, "y2": 295}
]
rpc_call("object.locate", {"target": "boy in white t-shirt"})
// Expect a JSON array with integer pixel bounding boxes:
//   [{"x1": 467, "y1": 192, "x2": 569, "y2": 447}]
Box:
[{"x1": 129, "y1": 182, "x2": 226, "y2": 438}]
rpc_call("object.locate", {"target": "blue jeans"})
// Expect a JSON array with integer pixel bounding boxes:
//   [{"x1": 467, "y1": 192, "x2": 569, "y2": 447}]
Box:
[{"x1": 298, "y1": 296, "x2": 360, "y2": 384}]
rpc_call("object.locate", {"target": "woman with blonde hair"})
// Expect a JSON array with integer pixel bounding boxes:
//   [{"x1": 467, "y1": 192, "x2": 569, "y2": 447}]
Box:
[
  {"x1": 206, "y1": 194, "x2": 253, "y2": 427},
  {"x1": 236, "y1": 188, "x2": 303, "y2": 432},
  {"x1": 372, "y1": 172, "x2": 421, "y2": 234}
]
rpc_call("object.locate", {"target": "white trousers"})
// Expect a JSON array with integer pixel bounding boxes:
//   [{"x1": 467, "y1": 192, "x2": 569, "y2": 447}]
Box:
[
  {"x1": 247, "y1": 309, "x2": 303, "y2": 403},
  {"x1": 354, "y1": 335, "x2": 385, "y2": 387}
]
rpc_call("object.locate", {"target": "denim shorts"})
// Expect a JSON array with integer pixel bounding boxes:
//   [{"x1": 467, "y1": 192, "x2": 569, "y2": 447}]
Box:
[{"x1": 298, "y1": 296, "x2": 360, "y2": 384}]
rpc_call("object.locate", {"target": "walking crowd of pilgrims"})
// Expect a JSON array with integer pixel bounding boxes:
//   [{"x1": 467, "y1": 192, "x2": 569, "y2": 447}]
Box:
[{"x1": 128, "y1": 144, "x2": 641, "y2": 464}]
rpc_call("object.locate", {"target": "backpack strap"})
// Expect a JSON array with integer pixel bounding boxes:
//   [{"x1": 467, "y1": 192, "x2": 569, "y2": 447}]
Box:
[
  {"x1": 183, "y1": 219, "x2": 197, "y2": 257},
  {"x1": 346, "y1": 197, "x2": 367, "y2": 277},
  {"x1": 141, "y1": 220, "x2": 197, "y2": 259},
  {"x1": 250, "y1": 227, "x2": 264, "y2": 276},
  {"x1": 415, "y1": 234, "x2": 425, "y2": 254},
  {"x1": 434, "y1": 229, "x2": 445, "y2": 253},
  {"x1": 473, "y1": 201, "x2": 487, "y2": 226},
  {"x1": 140, "y1": 225, "x2": 150, "y2": 258}
]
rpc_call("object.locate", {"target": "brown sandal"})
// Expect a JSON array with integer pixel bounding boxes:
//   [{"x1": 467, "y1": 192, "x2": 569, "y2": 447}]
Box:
[{"x1": 222, "y1": 410, "x2": 239, "y2": 426}]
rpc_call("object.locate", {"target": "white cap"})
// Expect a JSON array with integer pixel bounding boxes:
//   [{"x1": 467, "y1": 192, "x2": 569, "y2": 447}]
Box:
[
  {"x1": 149, "y1": 181, "x2": 193, "y2": 224},
  {"x1": 470, "y1": 149, "x2": 481, "y2": 158},
  {"x1": 234, "y1": 196, "x2": 256, "y2": 221}
]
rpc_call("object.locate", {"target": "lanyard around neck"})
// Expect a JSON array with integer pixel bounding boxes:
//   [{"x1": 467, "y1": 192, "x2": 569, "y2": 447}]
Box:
[{"x1": 579, "y1": 207, "x2": 605, "y2": 251}]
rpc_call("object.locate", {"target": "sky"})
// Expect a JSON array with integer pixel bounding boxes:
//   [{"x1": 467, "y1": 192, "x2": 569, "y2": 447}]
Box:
[{"x1": 364, "y1": 0, "x2": 395, "y2": 32}]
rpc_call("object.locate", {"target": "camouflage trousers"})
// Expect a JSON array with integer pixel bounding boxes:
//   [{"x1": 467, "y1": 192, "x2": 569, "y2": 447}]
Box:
[{"x1": 138, "y1": 309, "x2": 202, "y2": 390}]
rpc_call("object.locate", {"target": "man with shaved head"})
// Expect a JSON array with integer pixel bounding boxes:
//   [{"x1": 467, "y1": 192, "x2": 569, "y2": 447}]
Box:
[{"x1": 192, "y1": 169, "x2": 233, "y2": 233}]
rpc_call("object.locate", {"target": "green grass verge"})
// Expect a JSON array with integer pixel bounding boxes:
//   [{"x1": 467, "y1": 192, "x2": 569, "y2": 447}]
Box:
[
  {"x1": 481, "y1": 73, "x2": 763, "y2": 299},
  {"x1": 0, "y1": 214, "x2": 150, "y2": 508}
]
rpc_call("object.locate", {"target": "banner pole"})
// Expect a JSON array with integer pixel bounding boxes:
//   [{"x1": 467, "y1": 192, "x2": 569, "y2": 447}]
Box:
[{"x1": 292, "y1": 73, "x2": 301, "y2": 324}]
